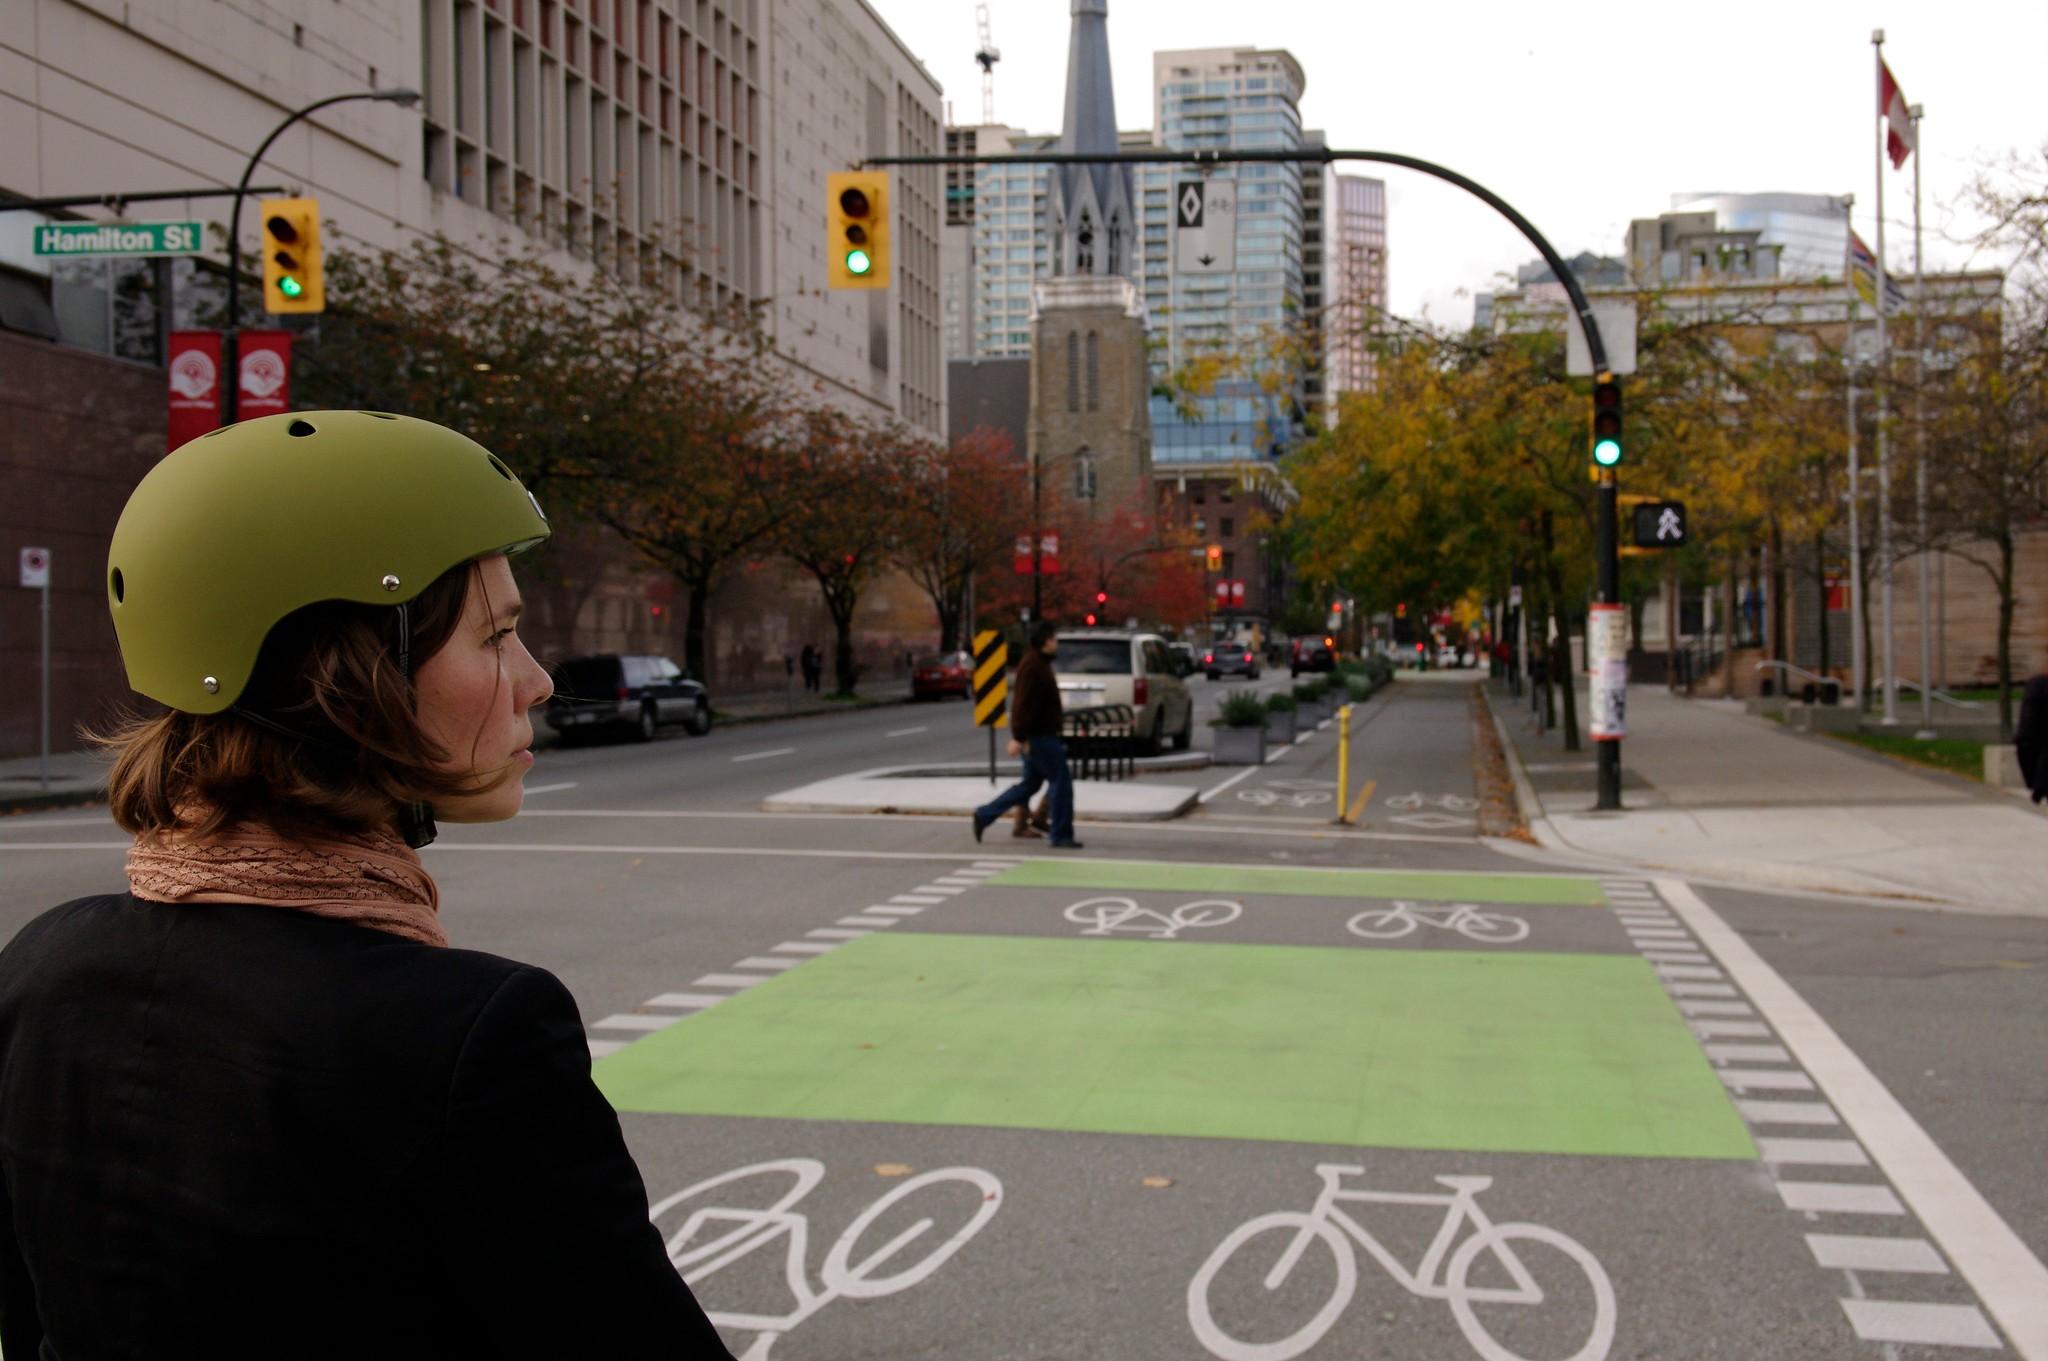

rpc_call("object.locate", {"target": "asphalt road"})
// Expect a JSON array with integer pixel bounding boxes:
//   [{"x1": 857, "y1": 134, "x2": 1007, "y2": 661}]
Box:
[{"x1": 3, "y1": 669, "x2": 2040, "y2": 1360}]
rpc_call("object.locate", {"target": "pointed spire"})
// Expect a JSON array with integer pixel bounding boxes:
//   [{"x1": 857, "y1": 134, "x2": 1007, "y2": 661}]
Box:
[{"x1": 1053, "y1": 0, "x2": 1134, "y2": 279}]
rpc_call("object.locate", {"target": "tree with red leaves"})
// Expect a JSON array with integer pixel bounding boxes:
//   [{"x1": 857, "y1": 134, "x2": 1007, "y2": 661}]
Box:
[
  {"x1": 776, "y1": 408, "x2": 910, "y2": 694},
  {"x1": 894, "y1": 427, "x2": 1031, "y2": 651}
]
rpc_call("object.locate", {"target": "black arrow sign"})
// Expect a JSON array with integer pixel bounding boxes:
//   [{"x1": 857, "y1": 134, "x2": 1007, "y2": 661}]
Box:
[{"x1": 1197, "y1": 254, "x2": 1214, "y2": 266}]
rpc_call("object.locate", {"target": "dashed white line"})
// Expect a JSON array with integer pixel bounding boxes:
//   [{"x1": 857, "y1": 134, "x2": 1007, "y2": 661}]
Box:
[
  {"x1": 1840, "y1": 1300, "x2": 2002, "y2": 1349},
  {"x1": 734, "y1": 956, "x2": 800, "y2": 971},
  {"x1": 891, "y1": 894, "x2": 947, "y2": 905},
  {"x1": 1778, "y1": 1182, "x2": 1906, "y2": 1215},
  {"x1": 864, "y1": 905, "x2": 925, "y2": 916},
  {"x1": 808, "y1": 927, "x2": 871, "y2": 939},
  {"x1": 774, "y1": 941, "x2": 839, "y2": 954},
  {"x1": 837, "y1": 915, "x2": 900, "y2": 928},
  {"x1": 589, "y1": 1038, "x2": 628, "y2": 1057},
  {"x1": 731, "y1": 747, "x2": 797, "y2": 763},
  {"x1": 644, "y1": 992, "x2": 729, "y2": 1009},
  {"x1": 1657, "y1": 964, "x2": 1725, "y2": 980},
  {"x1": 887, "y1": 726, "x2": 929, "y2": 737},
  {"x1": 1757, "y1": 1137, "x2": 1871, "y2": 1167},
  {"x1": 1738, "y1": 1099, "x2": 1842, "y2": 1126},
  {"x1": 693, "y1": 973, "x2": 771, "y2": 989},
  {"x1": 1669, "y1": 982, "x2": 1740, "y2": 998},
  {"x1": 1706, "y1": 1042, "x2": 1793, "y2": 1063},
  {"x1": 591, "y1": 1013, "x2": 684, "y2": 1032},
  {"x1": 1643, "y1": 951, "x2": 1713, "y2": 964},
  {"x1": 1691, "y1": 1019, "x2": 1771, "y2": 1038},
  {"x1": 1720, "y1": 1068, "x2": 1818, "y2": 1091},
  {"x1": 1808, "y1": 1235, "x2": 1948, "y2": 1274},
  {"x1": 1680, "y1": 1000, "x2": 1754, "y2": 1016}
]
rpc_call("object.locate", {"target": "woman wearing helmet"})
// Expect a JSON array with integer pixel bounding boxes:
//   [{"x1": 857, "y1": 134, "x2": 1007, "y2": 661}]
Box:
[{"x1": 0, "y1": 413, "x2": 733, "y2": 1358}]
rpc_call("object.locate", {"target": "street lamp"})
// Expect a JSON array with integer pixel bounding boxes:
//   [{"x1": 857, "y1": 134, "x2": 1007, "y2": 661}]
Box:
[{"x1": 222, "y1": 88, "x2": 420, "y2": 418}]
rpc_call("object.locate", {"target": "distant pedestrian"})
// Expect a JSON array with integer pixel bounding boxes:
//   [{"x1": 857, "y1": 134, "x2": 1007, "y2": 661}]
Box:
[
  {"x1": 2017, "y1": 662, "x2": 2048, "y2": 805},
  {"x1": 973, "y1": 622, "x2": 1080, "y2": 849},
  {"x1": 0, "y1": 413, "x2": 731, "y2": 1358},
  {"x1": 799, "y1": 642, "x2": 821, "y2": 693}
]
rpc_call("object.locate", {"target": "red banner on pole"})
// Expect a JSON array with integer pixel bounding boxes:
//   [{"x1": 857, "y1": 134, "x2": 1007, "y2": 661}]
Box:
[
  {"x1": 236, "y1": 330, "x2": 292, "y2": 421},
  {"x1": 166, "y1": 330, "x2": 223, "y2": 451}
]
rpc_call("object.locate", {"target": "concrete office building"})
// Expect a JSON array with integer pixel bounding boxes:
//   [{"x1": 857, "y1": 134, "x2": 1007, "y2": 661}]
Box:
[
  {"x1": 1324, "y1": 173, "x2": 1387, "y2": 412},
  {"x1": 0, "y1": 0, "x2": 945, "y2": 755}
]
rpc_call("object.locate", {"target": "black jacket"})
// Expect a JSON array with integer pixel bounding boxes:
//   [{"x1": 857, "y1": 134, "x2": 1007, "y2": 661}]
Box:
[
  {"x1": 2018, "y1": 673, "x2": 2048, "y2": 802},
  {"x1": 1010, "y1": 647, "x2": 1064, "y2": 741},
  {"x1": 0, "y1": 895, "x2": 733, "y2": 1360}
]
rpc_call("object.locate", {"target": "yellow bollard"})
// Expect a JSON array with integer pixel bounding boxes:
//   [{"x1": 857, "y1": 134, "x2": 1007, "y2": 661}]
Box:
[{"x1": 1336, "y1": 704, "x2": 1351, "y2": 824}]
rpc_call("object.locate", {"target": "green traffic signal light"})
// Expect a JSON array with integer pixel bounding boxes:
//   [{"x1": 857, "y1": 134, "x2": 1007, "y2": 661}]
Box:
[
  {"x1": 279, "y1": 276, "x2": 304, "y2": 298},
  {"x1": 845, "y1": 248, "x2": 872, "y2": 276},
  {"x1": 1593, "y1": 435, "x2": 1621, "y2": 466}
]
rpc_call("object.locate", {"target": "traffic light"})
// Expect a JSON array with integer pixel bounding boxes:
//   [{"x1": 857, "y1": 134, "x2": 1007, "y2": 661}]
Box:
[
  {"x1": 1094, "y1": 590, "x2": 1108, "y2": 606},
  {"x1": 1396, "y1": 602, "x2": 1407, "y2": 618},
  {"x1": 1591, "y1": 371, "x2": 1622, "y2": 468},
  {"x1": 1084, "y1": 613, "x2": 1098, "y2": 627},
  {"x1": 1205, "y1": 544, "x2": 1223, "y2": 571},
  {"x1": 259, "y1": 198, "x2": 324, "y2": 313},
  {"x1": 826, "y1": 171, "x2": 890, "y2": 289}
]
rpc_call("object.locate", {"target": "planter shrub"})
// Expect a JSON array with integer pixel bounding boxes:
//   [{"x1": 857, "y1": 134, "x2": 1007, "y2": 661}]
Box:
[{"x1": 1212, "y1": 723, "x2": 1267, "y2": 765}]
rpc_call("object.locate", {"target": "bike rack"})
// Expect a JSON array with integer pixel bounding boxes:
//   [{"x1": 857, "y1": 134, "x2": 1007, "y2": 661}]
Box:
[{"x1": 1063, "y1": 704, "x2": 1136, "y2": 782}]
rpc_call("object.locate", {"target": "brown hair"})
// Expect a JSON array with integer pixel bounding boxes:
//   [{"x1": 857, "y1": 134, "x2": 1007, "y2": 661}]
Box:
[{"x1": 100, "y1": 559, "x2": 508, "y2": 841}]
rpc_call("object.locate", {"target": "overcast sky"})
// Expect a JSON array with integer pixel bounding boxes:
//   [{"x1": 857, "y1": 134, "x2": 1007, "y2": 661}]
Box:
[{"x1": 871, "y1": 0, "x2": 2046, "y2": 326}]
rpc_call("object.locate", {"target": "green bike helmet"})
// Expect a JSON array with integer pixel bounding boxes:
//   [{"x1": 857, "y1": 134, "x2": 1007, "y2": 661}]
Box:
[{"x1": 108, "y1": 411, "x2": 550, "y2": 715}]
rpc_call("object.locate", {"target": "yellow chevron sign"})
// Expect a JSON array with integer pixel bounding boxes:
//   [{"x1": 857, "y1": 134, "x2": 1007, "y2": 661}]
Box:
[{"x1": 972, "y1": 629, "x2": 1008, "y2": 728}]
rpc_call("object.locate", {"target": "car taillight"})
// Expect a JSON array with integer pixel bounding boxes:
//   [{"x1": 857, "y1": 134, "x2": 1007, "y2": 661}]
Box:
[
  {"x1": 1134, "y1": 677, "x2": 1148, "y2": 706},
  {"x1": 617, "y1": 684, "x2": 632, "y2": 699},
  {"x1": 1203, "y1": 653, "x2": 1214, "y2": 663},
  {"x1": 1243, "y1": 653, "x2": 1252, "y2": 663}
]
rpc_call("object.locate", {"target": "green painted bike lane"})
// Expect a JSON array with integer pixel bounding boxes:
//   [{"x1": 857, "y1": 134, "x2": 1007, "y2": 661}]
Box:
[{"x1": 596, "y1": 860, "x2": 1754, "y2": 1164}]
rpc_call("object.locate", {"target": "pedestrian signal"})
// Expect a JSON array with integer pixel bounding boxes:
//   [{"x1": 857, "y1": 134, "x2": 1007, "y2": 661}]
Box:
[
  {"x1": 260, "y1": 198, "x2": 324, "y2": 313},
  {"x1": 1591, "y1": 371, "x2": 1622, "y2": 467},
  {"x1": 827, "y1": 171, "x2": 890, "y2": 289},
  {"x1": 1205, "y1": 544, "x2": 1223, "y2": 571}
]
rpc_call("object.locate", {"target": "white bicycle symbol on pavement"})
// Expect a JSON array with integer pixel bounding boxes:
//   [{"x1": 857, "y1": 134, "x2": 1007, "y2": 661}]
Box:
[
  {"x1": 1189, "y1": 1163, "x2": 1615, "y2": 1361},
  {"x1": 1239, "y1": 788, "x2": 1334, "y2": 808},
  {"x1": 650, "y1": 1158, "x2": 1002, "y2": 1360},
  {"x1": 1347, "y1": 901, "x2": 1529, "y2": 944},
  {"x1": 1065, "y1": 895, "x2": 1243, "y2": 939},
  {"x1": 1386, "y1": 792, "x2": 1481, "y2": 812}
]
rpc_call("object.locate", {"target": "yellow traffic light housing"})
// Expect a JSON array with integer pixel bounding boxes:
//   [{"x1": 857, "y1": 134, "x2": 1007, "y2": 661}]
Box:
[
  {"x1": 827, "y1": 171, "x2": 890, "y2": 289},
  {"x1": 1205, "y1": 544, "x2": 1223, "y2": 571},
  {"x1": 260, "y1": 198, "x2": 324, "y2": 313}
]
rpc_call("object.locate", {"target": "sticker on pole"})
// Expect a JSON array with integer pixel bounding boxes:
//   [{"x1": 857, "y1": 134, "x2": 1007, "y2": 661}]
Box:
[
  {"x1": 19, "y1": 547, "x2": 51, "y2": 589},
  {"x1": 1587, "y1": 603, "x2": 1627, "y2": 741}
]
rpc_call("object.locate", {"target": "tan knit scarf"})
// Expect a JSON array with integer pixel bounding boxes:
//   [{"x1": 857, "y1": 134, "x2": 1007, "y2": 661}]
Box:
[{"x1": 127, "y1": 819, "x2": 447, "y2": 948}]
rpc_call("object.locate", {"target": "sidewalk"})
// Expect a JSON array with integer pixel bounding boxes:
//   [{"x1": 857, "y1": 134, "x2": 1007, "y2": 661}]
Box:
[{"x1": 1483, "y1": 678, "x2": 2048, "y2": 918}]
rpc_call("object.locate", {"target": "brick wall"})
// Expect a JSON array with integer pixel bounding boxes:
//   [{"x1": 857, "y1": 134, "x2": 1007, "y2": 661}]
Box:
[{"x1": 0, "y1": 332, "x2": 166, "y2": 759}]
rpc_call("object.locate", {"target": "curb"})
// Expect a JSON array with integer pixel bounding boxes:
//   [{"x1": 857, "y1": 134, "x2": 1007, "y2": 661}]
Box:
[{"x1": 0, "y1": 787, "x2": 107, "y2": 816}]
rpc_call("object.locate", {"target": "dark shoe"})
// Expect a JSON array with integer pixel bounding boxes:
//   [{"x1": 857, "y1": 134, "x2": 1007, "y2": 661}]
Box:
[
  {"x1": 1048, "y1": 838, "x2": 1086, "y2": 850},
  {"x1": 972, "y1": 812, "x2": 992, "y2": 843},
  {"x1": 1030, "y1": 812, "x2": 1051, "y2": 832},
  {"x1": 1011, "y1": 823, "x2": 1046, "y2": 839}
]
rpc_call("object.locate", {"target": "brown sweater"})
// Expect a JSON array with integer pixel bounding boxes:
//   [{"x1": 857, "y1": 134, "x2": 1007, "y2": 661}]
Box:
[{"x1": 1009, "y1": 646, "x2": 1064, "y2": 740}]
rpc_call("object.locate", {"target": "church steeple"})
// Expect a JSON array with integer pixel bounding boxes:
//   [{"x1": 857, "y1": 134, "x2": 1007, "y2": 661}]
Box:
[{"x1": 1052, "y1": 0, "x2": 1134, "y2": 279}]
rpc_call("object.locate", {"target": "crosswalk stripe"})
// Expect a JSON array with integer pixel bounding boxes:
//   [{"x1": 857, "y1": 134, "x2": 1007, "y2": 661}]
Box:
[
  {"x1": 1738, "y1": 1099, "x2": 1840, "y2": 1125},
  {"x1": 1839, "y1": 1300, "x2": 2001, "y2": 1349},
  {"x1": 838, "y1": 915, "x2": 900, "y2": 927},
  {"x1": 809, "y1": 927, "x2": 870, "y2": 939},
  {"x1": 1757, "y1": 1137, "x2": 1870, "y2": 1166},
  {"x1": 734, "y1": 956, "x2": 800, "y2": 971},
  {"x1": 1706, "y1": 1042, "x2": 1792, "y2": 1063},
  {"x1": 1643, "y1": 951, "x2": 1713, "y2": 964},
  {"x1": 864, "y1": 905, "x2": 925, "y2": 915},
  {"x1": 1719, "y1": 1068, "x2": 1817, "y2": 1091},
  {"x1": 1692, "y1": 1019, "x2": 1771, "y2": 1038},
  {"x1": 1657, "y1": 964, "x2": 1725, "y2": 979},
  {"x1": 644, "y1": 992, "x2": 730, "y2": 1009},
  {"x1": 1777, "y1": 1182, "x2": 1905, "y2": 1215},
  {"x1": 1807, "y1": 1234, "x2": 1948, "y2": 1274},
  {"x1": 588, "y1": 1038, "x2": 629, "y2": 1057},
  {"x1": 591, "y1": 1013, "x2": 685, "y2": 1031},
  {"x1": 693, "y1": 973, "x2": 771, "y2": 989},
  {"x1": 1680, "y1": 999, "x2": 1754, "y2": 1015},
  {"x1": 892, "y1": 894, "x2": 946, "y2": 905},
  {"x1": 775, "y1": 941, "x2": 839, "y2": 954},
  {"x1": 915, "y1": 886, "x2": 968, "y2": 896},
  {"x1": 930, "y1": 877, "x2": 982, "y2": 886},
  {"x1": 1669, "y1": 982, "x2": 1739, "y2": 997}
]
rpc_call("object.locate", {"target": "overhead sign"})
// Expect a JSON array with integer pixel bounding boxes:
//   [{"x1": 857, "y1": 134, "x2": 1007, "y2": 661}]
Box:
[
  {"x1": 972, "y1": 630, "x2": 1009, "y2": 729},
  {"x1": 19, "y1": 547, "x2": 50, "y2": 589},
  {"x1": 1174, "y1": 180, "x2": 1236, "y2": 274},
  {"x1": 34, "y1": 221, "x2": 204, "y2": 257},
  {"x1": 1630, "y1": 501, "x2": 1688, "y2": 548}
]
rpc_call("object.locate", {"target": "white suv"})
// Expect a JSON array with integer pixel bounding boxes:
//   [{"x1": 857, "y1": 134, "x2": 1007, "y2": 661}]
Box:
[{"x1": 1053, "y1": 631, "x2": 1194, "y2": 755}]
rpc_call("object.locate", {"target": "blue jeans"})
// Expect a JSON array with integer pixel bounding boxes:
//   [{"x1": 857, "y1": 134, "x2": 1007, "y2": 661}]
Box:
[{"x1": 975, "y1": 736, "x2": 1074, "y2": 842}]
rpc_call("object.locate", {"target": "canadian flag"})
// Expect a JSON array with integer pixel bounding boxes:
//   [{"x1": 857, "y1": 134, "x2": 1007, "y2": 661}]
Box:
[{"x1": 1879, "y1": 58, "x2": 1915, "y2": 170}]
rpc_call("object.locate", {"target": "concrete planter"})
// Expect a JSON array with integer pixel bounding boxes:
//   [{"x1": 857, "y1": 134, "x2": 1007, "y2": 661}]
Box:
[
  {"x1": 1212, "y1": 724, "x2": 1268, "y2": 766},
  {"x1": 1264, "y1": 710, "x2": 1297, "y2": 745},
  {"x1": 1984, "y1": 745, "x2": 2028, "y2": 789}
]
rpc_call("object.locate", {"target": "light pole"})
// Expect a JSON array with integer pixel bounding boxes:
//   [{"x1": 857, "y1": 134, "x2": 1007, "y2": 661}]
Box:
[{"x1": 222, "y1": 87, "x2": 419, "y2": 420}]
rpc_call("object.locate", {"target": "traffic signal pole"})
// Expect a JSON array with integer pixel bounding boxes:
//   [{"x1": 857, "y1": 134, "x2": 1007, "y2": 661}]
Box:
[
  {"x1": 221, "y1": 88, "x2": 416, "y2": 420},
  {"x1": 866, "y1": 143, "x2": 1624, "y2": 809}
]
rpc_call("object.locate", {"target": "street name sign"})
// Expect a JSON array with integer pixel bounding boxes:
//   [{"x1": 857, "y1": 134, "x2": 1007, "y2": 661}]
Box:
[
  {"x1": 34, "y1": 221, "x2": 204, "y2": 258},
  {"x1": 1174, "y1": 180, "x2": 1236, "y2": 275},
  {"x1": 1630, "y1": 501, "x2": 1688, "y2": 548}
]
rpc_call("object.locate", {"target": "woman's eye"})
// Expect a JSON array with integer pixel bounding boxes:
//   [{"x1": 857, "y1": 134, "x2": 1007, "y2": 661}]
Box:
[{"x1": 488, "y1": 627, "x2": 515, "y2": 649}]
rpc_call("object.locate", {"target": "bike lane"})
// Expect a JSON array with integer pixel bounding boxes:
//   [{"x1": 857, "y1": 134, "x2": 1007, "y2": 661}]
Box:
[{"x1": 594, "y1": 856, "x2": 2022, "y2": 1360}]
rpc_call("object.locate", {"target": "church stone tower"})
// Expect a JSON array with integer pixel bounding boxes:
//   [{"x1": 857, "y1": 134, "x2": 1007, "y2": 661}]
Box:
[{"x1": 1030, "y1": 0, "x2": 1151, "y2": 526}]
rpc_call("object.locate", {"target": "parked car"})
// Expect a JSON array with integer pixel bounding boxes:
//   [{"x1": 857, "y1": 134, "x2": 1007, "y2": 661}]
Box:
[
  {"x1": 1203, "y1": 642, "x2": 1261, "y2": 680},
  {"x1": 911, "y1": 650, "x2": 974, "y2": 701},
  {"x1": 1167, "y1": 641, "x2": 1198, "y2": 678},
  {"x1": 1290, "y1": 636, "x2": 1337, "y2": 677},
  {"x1": 1052, "y1": 630, "x2": 1195, "y2": 755},
  {"x1": 545, "y1": 653, "x2": 712, "y2": 742}
]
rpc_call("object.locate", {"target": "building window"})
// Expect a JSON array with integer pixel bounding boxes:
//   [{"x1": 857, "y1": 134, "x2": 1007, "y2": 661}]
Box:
[
  {"x1": 1222, "y1": 550, "x2": 1236, "y2": 577},
  {"x1": 1221, "y1": 517, "x2": 1234, "y2": 539},
  {"x1": 1066, "y1": 331, "x2": 1080, "y2": 411},
  {"x1": 1085, "y1": 331, "x2": 1100, "y2": 411},
  {"x1": 1074, "y1": 449, "x2": 1097, "y2": 499}
]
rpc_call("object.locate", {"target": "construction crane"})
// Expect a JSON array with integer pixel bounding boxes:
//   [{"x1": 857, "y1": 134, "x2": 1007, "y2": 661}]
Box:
[{"x1": 974, "y1": 1, "x2": 1000, "y2": 126}]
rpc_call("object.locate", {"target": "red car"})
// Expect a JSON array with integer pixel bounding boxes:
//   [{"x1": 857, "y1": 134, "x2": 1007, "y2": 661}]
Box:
[{"x1": 911, "y1": 651, "x2": 973, "y2": 700}]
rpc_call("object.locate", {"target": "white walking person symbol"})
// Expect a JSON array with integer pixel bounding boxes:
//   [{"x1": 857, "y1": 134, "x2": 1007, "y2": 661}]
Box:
[{"x1": 1655, "y1": 507, "x2": 1682, "y2": 541}]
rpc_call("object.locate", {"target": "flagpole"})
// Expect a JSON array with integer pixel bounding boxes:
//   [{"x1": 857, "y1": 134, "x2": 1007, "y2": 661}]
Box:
[
  {"x1": 1842, "y1": 194, "x2": 1866, "y2": 711},
  {"x1": 1910, "y1": 102, "x2": 1934, "y2": 738},
  {"x1": 1872, "y1": 28, "x2": 1898, "y2": 725}
]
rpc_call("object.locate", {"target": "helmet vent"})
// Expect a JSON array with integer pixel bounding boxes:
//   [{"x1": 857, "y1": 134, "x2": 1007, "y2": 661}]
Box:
[
  {"x1": 366, "y1": 412, "x2": 398, "y2": 420},
  {"x1": 110, "y1": 568, "x2": 124, "y2": 603},
  {"x1": 486, "y1": 454, "x2": 514, "y2": 481},
  {"x1": 287, "y1": 420, "x2": 317, "y2": 438}
]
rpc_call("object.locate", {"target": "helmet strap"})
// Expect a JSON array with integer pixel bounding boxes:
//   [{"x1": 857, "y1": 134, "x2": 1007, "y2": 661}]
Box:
[{"x1": 392, "y1": 600, "x2": 437, "y2": 850}]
